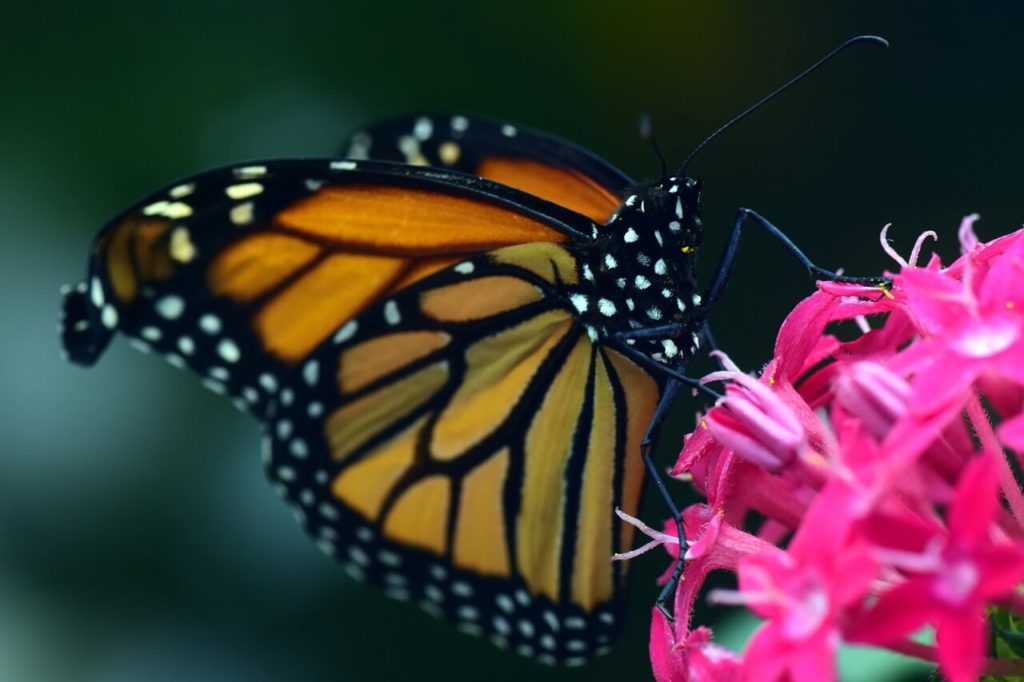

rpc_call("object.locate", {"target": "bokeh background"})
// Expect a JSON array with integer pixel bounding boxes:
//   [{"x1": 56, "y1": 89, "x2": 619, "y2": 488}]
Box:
[{"x1": 2, "y1": 3, "x2": 1020, "y2": 680}]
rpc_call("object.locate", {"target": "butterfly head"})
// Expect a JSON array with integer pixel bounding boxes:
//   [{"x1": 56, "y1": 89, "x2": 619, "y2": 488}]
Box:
[{"x1": 613, "y1": 175, "x2": 704, "y2": 264}]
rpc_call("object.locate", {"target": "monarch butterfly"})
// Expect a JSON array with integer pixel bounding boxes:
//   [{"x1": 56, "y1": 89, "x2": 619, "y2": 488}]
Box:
[{"x1": 59, "y1": 37, "x2": 885, "y2": 666}]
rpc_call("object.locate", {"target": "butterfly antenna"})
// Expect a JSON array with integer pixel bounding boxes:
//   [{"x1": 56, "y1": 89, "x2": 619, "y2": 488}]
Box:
[
  {"x1": 639, "y1": 113, "x2": 669, "y2": 181},
  {"x1": 679, "y1": 35, "x2": 888, "y2": 174}
]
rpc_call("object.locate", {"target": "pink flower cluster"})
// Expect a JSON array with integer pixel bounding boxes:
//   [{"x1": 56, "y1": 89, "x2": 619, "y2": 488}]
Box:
[{"x1": 629, "y1": 217, "x2": 1024, "y2": 681}]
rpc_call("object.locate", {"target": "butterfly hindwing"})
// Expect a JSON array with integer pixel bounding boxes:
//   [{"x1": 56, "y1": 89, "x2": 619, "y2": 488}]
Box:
[
  {"x1": 342, "y1": 114, "x2": 632, "y2": 223},
  {"x1": 264, "y1": 241, "x2": 659, "y2": 663}
]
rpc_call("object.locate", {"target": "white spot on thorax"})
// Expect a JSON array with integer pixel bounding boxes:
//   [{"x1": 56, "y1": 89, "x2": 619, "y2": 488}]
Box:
[
  {"x1": 662, "y1": 339, "x2": 679, "y2": 357},
  {"x1": 604, "y1": 253, "x2": 617, "y2": 269},
  {"x1": 634, "y1": 275, "x2": 651, "y2": 290},
  {"x1": 675, "y1": 198, "x2": 683, "y2": 218},
  {"x1": 654, "y1": 259, "x2": 667, "y2": 275},
  {"x1": 647, "y1": 306, "x2": 663, "y2": 320},
  {"x1": 597, "y1": 298, "x2": 616, "y2": 316}
]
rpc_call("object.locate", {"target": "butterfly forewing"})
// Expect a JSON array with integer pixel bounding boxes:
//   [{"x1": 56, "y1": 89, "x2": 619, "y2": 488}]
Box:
[{"x1": 62, "y1": 159, "x2": 593, "y2": 412}]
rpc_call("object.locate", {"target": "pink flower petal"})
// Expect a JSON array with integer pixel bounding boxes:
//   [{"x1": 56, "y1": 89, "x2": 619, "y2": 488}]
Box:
[
  {"x1": 935, "y1": 611, "x2": 986, "y2": 682},
  {"x1": 948, "y1": 454, "x2": 998, "y2": 541},
  {"x1": 649, "y1": 608, "x2": 687, "y2": 682}
]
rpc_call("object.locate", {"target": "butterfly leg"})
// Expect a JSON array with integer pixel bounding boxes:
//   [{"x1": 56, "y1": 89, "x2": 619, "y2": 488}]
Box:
[
  {"x1": 609, "y1": 339, "x2": 721, "y2": 400},
  {"x1": 701, "y1": 208, "x2": 890, "y2": 310},
  {"x1": 636, "y1": 379, "x2": 690, "y2": 620}
]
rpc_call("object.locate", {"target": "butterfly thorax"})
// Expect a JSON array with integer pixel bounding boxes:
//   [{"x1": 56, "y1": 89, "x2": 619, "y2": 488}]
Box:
[{"x1": 570, "y1": 176, "x2": 705, "y2": 365}]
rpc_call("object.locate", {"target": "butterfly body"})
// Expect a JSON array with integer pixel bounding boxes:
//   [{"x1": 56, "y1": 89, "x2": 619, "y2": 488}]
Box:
[{"x1": 59, "y1": 117, "x2": 709, "y2": 664}]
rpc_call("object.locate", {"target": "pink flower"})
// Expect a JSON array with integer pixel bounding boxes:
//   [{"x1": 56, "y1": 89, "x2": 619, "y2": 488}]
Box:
[
  {"x1": 732, "y1": 484, "x2": 877, "y2": 682},
  {"x1": 640, "y1": 220, "x2": 1024, "y2": 682},
  {"x1": 848, "y1": 455, "x2": 1024, "y2": 681},
  {"x1": 898, "y1": 230, "x2": 1024, "y2": 420}
]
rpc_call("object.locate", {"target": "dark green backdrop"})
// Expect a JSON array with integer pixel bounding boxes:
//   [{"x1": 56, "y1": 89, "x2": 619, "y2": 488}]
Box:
[{"x1": 2, "y1": 3, "x2": 1018, "y2": 680}]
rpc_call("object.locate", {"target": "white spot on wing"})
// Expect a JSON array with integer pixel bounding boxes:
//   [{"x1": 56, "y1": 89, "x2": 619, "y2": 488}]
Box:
[
  {"x1": 101, "y1": 305, "x2": 118, "y2": 329},
  {"x1": 569, "y1": 293, "x2": 589, "y2": 313},
  {"x1": 170, "y1": 183, "x2": 195, "y2": 199},
  {"x1": 333, "y1": 320, "x2": 357, "y2": 344},
  {"x1": 218, "y1": 338, "x2": 241, "y2": 363},
  {"x1": 90, "y1": 277, "x2": 104, "y2": 307},
  {"x1": 623, "y1": 227, "x2": 639, "y2": 243},
  {"x1": 303, "y1": 359, "x2": 320, "y2": 386},
  {"x1": 156, "y1": 295, "x2": 185, "y2": 319},
  {"x1": 225, "y1": 182, "x2": 263, "y2": 200},
  {"x1": 384, "y1": 301, "x2": 401, "y2": 325},
  {"x1": 199, "y1": 313, "x2": 221, "y2": 334},
  {"x1": 234, "y1": 165, "x2": 267, "y2": 179},
  {"x1": 230, "y1": 202, "x2": 254, "y2": 225},
  {"x1": 330, "y1": 160, "x2": 358, "y2": 171},
  {"x1": 413, "y1": 117, "x2": 433, "y2": 141}
]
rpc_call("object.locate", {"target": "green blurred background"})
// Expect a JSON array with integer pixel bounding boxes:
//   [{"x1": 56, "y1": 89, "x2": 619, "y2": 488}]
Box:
[{"x1": 2, "y1": 2, "x2": 1019, "y2": 680}]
